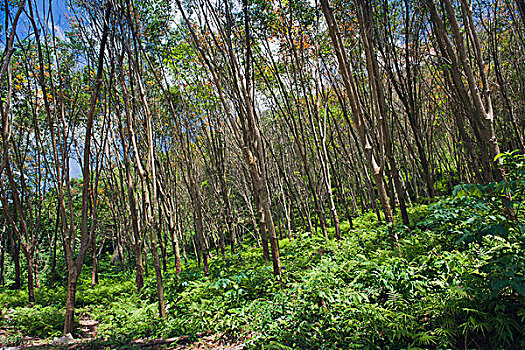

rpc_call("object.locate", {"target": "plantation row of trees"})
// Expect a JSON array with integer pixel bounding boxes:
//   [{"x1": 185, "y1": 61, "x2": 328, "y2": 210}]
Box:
[{"x1": 0, "y1": 0, "x2": 524, "y2": 334}]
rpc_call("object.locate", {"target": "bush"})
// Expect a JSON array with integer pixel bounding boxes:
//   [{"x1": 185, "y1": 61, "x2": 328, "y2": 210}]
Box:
[
  {"x1": 90, "y1": 294, "x2": 161, "y2": 339},
  {"x1": 5, "y1": 306, "x2": 64, "y2": 338},
  {"x1": 35, "y1": 286, "x2": 67, "y2": 306},
  {"x1": 0, "y1": 289, "x2": 29, "y2": 308},
  {"x1": 76, "y1": 279, "x2": 135, "y2": 307}
]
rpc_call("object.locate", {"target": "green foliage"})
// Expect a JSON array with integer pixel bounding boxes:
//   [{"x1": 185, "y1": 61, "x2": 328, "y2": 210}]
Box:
[
  {"x1": 1, "y1": 154, "x2": 524, "y2": 348},
  {"x1": 88, "y1": 293, "x2": 161, "y2": 339},
  {"x1": 35, "y1": 286, "x2": 67, "y2": 306},
  {"x1": 3, "y1": 306, "x2": 64, "y2": 338},
  {"x1": 0, "y1": 289, "x2": 29, "y2": 308},
  {"x1": 76, "y1": 279, "x2": 135, "y2": 307},
  {"x1": 419, "y1": 152, "x2": 525, "y2": 301}
]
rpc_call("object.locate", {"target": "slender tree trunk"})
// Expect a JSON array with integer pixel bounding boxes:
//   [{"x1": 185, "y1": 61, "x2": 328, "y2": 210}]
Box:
[
  {"x1": 134, "y1": 245, "x2": 144, "y2": 292},
  {"x1": 63, "y1": 267, "x2": 79, "y2": 335},
  {"x1": 151, "y1": 225, "x2": 166, "y2": 318},
  {"x1": 160, "y1": 228, "x2": 168, "y2": 274},
  {"x1": 173, "y1": 229, "x2": 182, "y2": 274},
  {"x1": 12, "y1": 240, "x2": 20, "y2": 290},
  {"x1": 34, "y1": 250, "x2": 40, "y2": 289},
  {"x1": 169, "y1": 200, "x2": 182, "y2": 275},
  {"x1": 218, "y1": 221, "x2": 226, "y2": 260},
  {"x1": 26, "y1": 253, "x2": 35, "y2": 304},
  {"x1": 192, "y1": 179, "x2": 209, "y2": 275},
  {"x1": 0, "y1": 232, "x2": 4, "y2": 286},
  {"x1": 91, "y1": 236, "x2": 98, "y2": 288},
  {"x1": 50, "y1": 210, "x2": 59, "y2": 287},
  {"x1": 254, "y1": 187, "x2": 270, "y2": 261}
]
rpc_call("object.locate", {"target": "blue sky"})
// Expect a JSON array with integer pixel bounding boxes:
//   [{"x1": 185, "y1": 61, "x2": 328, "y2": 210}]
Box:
[{"x1": 0, "y1": 0, "x2": 70, "y2": 42}]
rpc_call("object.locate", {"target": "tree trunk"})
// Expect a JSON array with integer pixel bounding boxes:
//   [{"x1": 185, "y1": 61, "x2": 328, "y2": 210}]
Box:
[
  {"x1": 50, "y1": 212, "x2": 59, "y2": 287},
  {"x1": 26, "y1": 254, "x2": 35, "y2": 304},
  {"x1": 63, "y1": 267, "x2": 79, "y2": 335},
  {"x1": 0, "y1": 233, "x2": 4, "y2": 286},
  {"x1": 34, "y1": 250, "x2": 40, "y2": 289},
  {"x1": 9, "y1": 232, "x2": 21, "y2": 290},
  {"x1": 134, "y1": 246, "x2": 145, "y2": 292},
  {"x1": 218, "y1": 221, "x2": 226, "y2": 260},
  {"x1": 151, "y1": 225, "x2": 166, "y2": 318},
  {"x1": 91, "y1": 238, "x2": 98, "y2": 288},
  {"x1": 254, "y1": 188, "x2": 270, "y2": 261}
]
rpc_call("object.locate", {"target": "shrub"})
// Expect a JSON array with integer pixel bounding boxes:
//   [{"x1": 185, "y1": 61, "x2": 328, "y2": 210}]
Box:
[
  {"x1": 76, "y1": 279, "x2": 135, "y2": 307},
  {"x1": 90, "y1": 294, "x2": 161, "y2": 339},
  {"x1": 5, "y1": 306, "x2": 64, "y2": 338},
  {"x1": 0, "y1": 289, "x2": 29, "y2": 308}
]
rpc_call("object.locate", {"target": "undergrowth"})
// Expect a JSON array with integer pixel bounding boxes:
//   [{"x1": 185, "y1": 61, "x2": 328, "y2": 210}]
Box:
[{"x1": 0, "y1": 152, "x2": 524, "y2": 348}]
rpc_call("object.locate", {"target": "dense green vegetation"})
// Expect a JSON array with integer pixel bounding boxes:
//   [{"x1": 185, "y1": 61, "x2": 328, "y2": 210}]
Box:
[
  {"x1": 2, "y1": 0, "x2": 525, "y2": 348},
  {"x1": 1, "y1": 152, "x2": 524, "y2": 349}
]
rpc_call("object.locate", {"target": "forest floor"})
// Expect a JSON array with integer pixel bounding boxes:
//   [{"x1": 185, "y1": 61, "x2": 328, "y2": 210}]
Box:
[
  {"x1": 0, "y1": 329, "x2": 246, "y2": 349},
  {"x1": 1, "y1": 312, "x2": 245, "y2": 349},
  {"x1": 1, "y1": 186, "x2": 524, "y2": 349}
]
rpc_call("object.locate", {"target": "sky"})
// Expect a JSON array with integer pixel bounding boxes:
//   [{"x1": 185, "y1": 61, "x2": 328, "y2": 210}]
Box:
[{"x1": 1, "y1": 0, "x2": 70, "y2": 40}]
